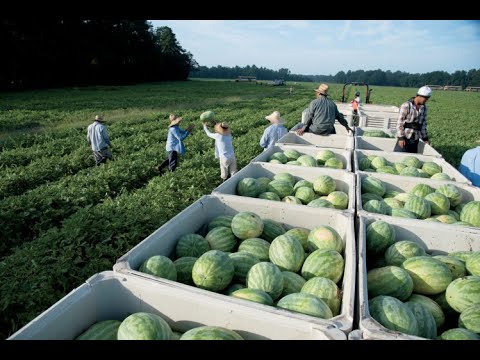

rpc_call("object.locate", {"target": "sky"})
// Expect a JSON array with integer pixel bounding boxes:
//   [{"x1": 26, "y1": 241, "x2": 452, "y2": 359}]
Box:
[{"x1": 148, "y1": 20, "x2": 480, "y2": 75}]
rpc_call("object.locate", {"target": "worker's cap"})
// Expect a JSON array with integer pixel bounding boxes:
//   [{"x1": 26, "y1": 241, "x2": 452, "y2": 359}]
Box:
[
  {"x1": 417, "y1": 86, "x2": 432, "y2": 98},
  {"x1": 314, "y1": 84, "x2": 329, "y2": 95}
]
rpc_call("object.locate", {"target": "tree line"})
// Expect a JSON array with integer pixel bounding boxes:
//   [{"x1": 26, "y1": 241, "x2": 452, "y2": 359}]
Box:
[
  {"x1": 191, "y1": 66, "x2": 480, "y2": 88},
  {"x1": 0, "y1": 19, "x2": 198, "y2": 91}
]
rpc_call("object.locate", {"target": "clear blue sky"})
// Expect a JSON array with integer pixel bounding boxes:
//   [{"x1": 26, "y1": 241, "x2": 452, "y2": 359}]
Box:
[{"x1": 148, "y1": 20, "x2": 480, "y2": 75}]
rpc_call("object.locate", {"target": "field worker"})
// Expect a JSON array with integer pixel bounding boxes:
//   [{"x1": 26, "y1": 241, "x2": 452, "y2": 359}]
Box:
[
  {"x1": 260, "y1": 111, "x2": 288, "y2": 150},
  {"x1": 87, "y1": 115, "x2": 114, "y2": 166},
  {"x1": 459, "y1": 145, "x2": 480, "y2": 187},
  {"x1": 394, "y1": 86, "x2": 432, "y2": 153},
  {"x1": 202, "y1": 120, "x2": 237, "y2": 182},
  {"x1": 352, "y1": 91, "x2": 361, "y2": 115},
  {"x1": 292, "y1": 84, "x2": 353, "y2": 135},
  {"x1": 157, "y1": 114, "x2": 194, "y2": 174}
]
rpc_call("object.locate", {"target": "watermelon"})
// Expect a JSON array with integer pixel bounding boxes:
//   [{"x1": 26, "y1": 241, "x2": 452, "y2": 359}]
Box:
[
  {"x1": 326, "y1": 191, "x2": 349, "y2": 210},
  {"x1": 436, "y1": 184, "x2": 463, "y2": 207},
  {"x1": 296, "y1": 154, "x2": 317, "y2": 167},
  {"x1": 180, "y1": 326, "x2": 243, "y2": 340},
  {"x1": 368, "y1": 295, "x2": 418, "y2": 336},
  {"x1": 391, "y1": 208, "x2": 417, "y2": 219},
  {"x1": 466, "y1": 252, "x2": 480, "y2": 276},
  {"x1": 284, "y1": 149, "x2": 302, "y2": 161},
  {"x1": 436, "y1": 214, "x2": 457, "y2": 224},
  {"x1": 284, "y1": 228, "x2": 309, "y2": 251},
  {"x1": 384, "y1": 190, "x2": 401, "y2": 199},
  {"x1": 376, "y1": 166, "x2": 397, "y2": 175},
  {"x1": 431, "y1": 173, "x2": 451, "y2": 181},
  {"x1": 269, "y1": 159, "x2": 282, "y2": 164},
  {"x1": 281, "y1": 271, "x2": 307, "y2": 297},
  {"x1": 440, "y1": 328, "x2": 480, "y2": 340},
  {"x1": 458, "y1": 304, "x2": 480, "y2": 333},
  {"x1": 231, "y1": 212, "x2": 264, "y2": 240},
  {"x1": 171, "y1": 332, "x2": 182, "y2": 340},
  {"x1": 403, "y1": 156, "x2": 422, "y2": 169},
  {"x1": 361, "y1": 176, "x2": 386, "y2": 197},
  {"x1": 76, "y1": 320, "x2": 122, "y2": 340},
  {"x1": 394, "y1": 192, "x2": 418, "y2": 204},
  {"x1": 117, "y1": 312, "x2": 172, "y2": 340},
  {"x1": 176, "y1": 234, "x2": 210, "y2": 258},
  {"x1": 205, "y1": 226, "x2": 237, "y2": 252},
  {"x1": 422, "y1": 162, "x2": 442, "y2": 176},
  {"x1": 447, "y1": 210, "x2": 460, "y2": 221},
  {"x1": 394, "y1": 163, "x2": 407, "y2": 174},
  {"x1": 139, "y1": 255, "x2": 177, "y2": 281},
  {"x1": 361, "y1": 193, "x2": 384, "y2": 205},
  {"x1": 231, "y1": 288, "x2": 274, "y2": 306},
  {"x1": 207, "y1": 215, "x2": 234, "y2": 232},
  {"x1": 424, "y1": 193, "x2": 450, "y2": 215},
  {"x1": 268, "y1": 235, "x2": 305, "y2": 272},
  {"x1": 277, "y1": 292, "x2": 333, "y2": 319},
  {"x1": 270, "y1": 152, "x2": 288, "y2": 164},
  {"x1": 402, "y1": 256, "x2": 453, "y2": 295},
  {"x1": 301, "y1": 277, "x2": 341, "y2": 316},
  {"x1": 295, "y1": 187, "x2": 317, "y2": 204},
  {"x1": 431, "y1": 291, "x2": 457, "y2": 318},
  {"x1": 238, "y1": 238, "x2": 270, "y2": 261},
  {"x1": 236, "y1": 178, "x2": 259, "y2": 197},
  {"x1": 433, "y1": 255, "x2": 467, "y2": 279},
  {"x1": 316, "y1": 149, "x2": 336, "y2": 164},
  {"x1": 267, "y1": 180, "x2": 294, "y2": 199},
  {"x1": 255, "y1": 177, "x2": 271, "y2": 194},
  {"x1": 301, "y1": 249, "x2": 344, "y2": 283},
  {"x1": 417, "y1": 169, "x2": 429, "y2": 178},
  {"x1": 400, "y1": 166, "x2": 420, "y2": 177},
  {"x1": 324, "y1": 158, "x2": 343, "y2": 169},
  {"x1": 246, "y1": 262, "x2": 284, "y2": 300},
  {"x1": 445, "y1": 276, "x2": 480, "y2": 313},
  {"x1": 449, "y1": 251, "x2": 475, "y2": 263},
  {"x1": 363, "y1": 199, "x2": 388, "y2": 215},
  {"x1": 404, "y1": 196, "x2": 431, "y2": 219},
  {"x1": 282, "y1": 196, "x2": 303, "y2": 204},
  {"x1": 273, "y1": 173, "x2": 296, "y2": 186},
  {"x1": 313, "y1": 175, "x2": 336, "y2": 195},
  {"x1": 173, "y1": 257, "x2": 198, "y2": 285},
  {"x1": 366, "y1": 220, "x2": 395, "y2": 256},
  {"x1": 286, "y1": 160, "x2": 300, "y2": 166},
  {"x1": 383, "y1": 198, "x2": 403, "y2": 213},
  {"x1": 307, "y1": 198, "x2": 334, "y2": 209},
  {"x1": 384, "y1": 241, "x2": 426, "y2": 267},
  {"x1": 460, "y1": 201, "x2": 480, "y2": 227},
  {"x1": 228, "y1": 252, "x2": 260, "y2": 283},
  {"x1": 407, "y1": 294, "x2": 445, "y2": 329},
  {"x1": 192, "y1": 250, "x2": 235, "y2": 292},
  {"x1": 293, "y1": 179, "x2": 313, "y2": 191},
  {"x1": 260, "y1": 219, "x2": 286, "y2": 243},
  {"x1": 258, "y1": 192, "x2": 281, "y2": 201},
  {"x1": 371, "y1": 156, "x2": 388, "y2": 170},
  {"x1": 223, "y1": 283, "x2": 246, "y2": 295},
  {"x1": 200, "y1": 110, "x2": 215, "y2": 121},
  {"x1": 404, "y1": 302, "x2": 437, "y2": 339},
  {"x1": 359, "y1": 157, "x2": 372, "y2": 171},
  {"x1": 410, "y1": 184, "x2": 435, "y2": 198},
  {"x1": 307, "y1": 225, "x2": 343, "y2": 253},
  {"x1": 367, "y1": 266, "x2": 414, "y2": 301}
]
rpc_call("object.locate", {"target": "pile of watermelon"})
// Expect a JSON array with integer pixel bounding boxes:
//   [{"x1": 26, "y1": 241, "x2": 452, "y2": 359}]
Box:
[
  {"x1": 236, "y1": 173, "x2": 349, "y2": 210},
  {"x1": 268, "y1": 148, "x2": 345, "y2": 170},
  {"x1": 358, "y1": 154, "x2": 456, "y2": 181},
  {"x1": 360, "y1": 176, "x2": 480, "y2": 228},
  {"x1": 365, "y1": 220, "x2": 480, "y2": 340},
  {"x1": 361, "y1": 130, "x2": 393, "y2": 138},
  {"x1": 137, "y1": 211, "x2": 346, "y2": 321},
  {"x1": 75, "y1": 312, "x2": 244, "y2": 340}
]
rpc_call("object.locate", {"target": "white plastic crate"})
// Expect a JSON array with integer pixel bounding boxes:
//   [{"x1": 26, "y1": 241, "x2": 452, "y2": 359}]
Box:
[
  {"x1": 356, "y1": 172, "x2": 480, "y2": 232},
  {"x1": 113, "y1": 194, "x2": 356, "y2": 334},
  {"x1": 276, "y1": 132, "x2": 354, "y2": 150},
  {"x1": 355, "y1": 137, "x2": 442, "y2": 157},
  {"x1": 354, "y1": 127, "x2": 396, "y2": 138},
  {"x1": 360, "y1": 104, "x2": 399, "y2": 113},
  {"x1": 8, "y1": 271, "x2": 346, "y2": 340},
  {"x1": 358, "y1": 115, "x2": 397, "y2": 130},
  {"x1": 211, "y1": 162, "x2": 356, "y2": 213},
  {"x1": 357, "y1": 215, "x2": 480, "y2": 340},
  {"x1": 250, "y1": 144, "x2": 352, "y2": 172},
  {"x1": 354, "y1": 149, "x2": 472, "y2": 184}
]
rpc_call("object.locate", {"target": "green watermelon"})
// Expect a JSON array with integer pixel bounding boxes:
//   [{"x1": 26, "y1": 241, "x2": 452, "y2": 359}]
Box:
[
  {"x1": 231, "y1": 212, "x2": 264, "y2": 240},
  {"x1": 207, "y1": 215, "x2": 234, "y2": 232},
  {"x1": 436, "y1": 184, "x2": 463, "y2": 207},
  {"x1": 445, "y1": 276, "x2": 480, "y2": 313},
  {"x1": 316, "y1": 149, "x2": 336, "y2": 165},
  {"x1": 440, "y1": 328, "x2": 480, "y2": 340},
  {"x1": 366, "y1": 220, "x2": 396, "y2": 256},
  {"x1": 361, "y1": 176, "x2": 386, "y2": 197},
  {"x1": 117, "y1": 312, "x2": 172, "y2": 340},
  {"x1": 433, "y1": 255, "x2": 467, "y2": 279},
  {"x1": 277, "y1": 292, "x2": 333, "y2": 319},
  {"x1": 180, "y1": 326, "x2": 243, "y2": 340},
  {"x1": 326, "y1": 191, "x2": 349, "y2": 209},
  {"x1": 367, "y1": 266, "x2": 414, "y2": 301},
  {"x1": 458, "y1": 304, "x2": 480, "y2": 333},
  {"x1": 296, "y1": 154, "x2": 317, "y2": 167},
  {"x1": 281, "y1": 271, "x2": 307, "y2": 297},
  {"x1": 363, "y1": 199, "x2": 388, "y2": 215},
  {"x1": 401, "y1": 256, "x2": 453, "y2": 295},
  {"x1": 383, "y1": 198, "x2": 403, "y2": 213},
  {"x1": 361, "y1": 193, "x2": 384, "y2": 205},
  {"x1": 313, "y1": 175, "x2": 336, "y2": 195},
  {"x1": 424, "y1": 193, "x2": 450, "y2": 215},
  {"x1": 394, "y1": 163, "x2": 407, "y2": 174},
  {"x1": 301, "y1": 249, "x2": 344, "y2": 283},
  {"x1": 192, "y1": 250, "x2": 235, "y2": 292},
  {"x1": 449, "y1": 251, "x2": 475, "y2": 263},
  {"x1": 200, "y1": 110, "x2": 215, "y2": 121},
  {"x1": 447, "y1": 210, "x2": 460, "y2": 221},
  {"x1": 205, "y1": 226, "x2": 237, "y2": 252},
  {"x1": 282, "y1": 196, "x2": 303, "y2": 204},
  {"x1": 293, "y1": 179, "x2": 313, "y2": 191},
  {"x1": 431, "y1": 291, "x2": 457, "y2": 318},
  {"x1": 246, "y1": 262, "x2": 284, "y2": 300},
  {"x1": 391, "y1": 208, "x2": 417, "y2": 219},
  {"x1": 286, "y1": 160, "x2": 300, "y2": 166},
  {"x1": 400, "y1": 166, "x2": 421, "y2": 177},
  {"x1": 394, "y1": 192, "x2": 418, "y2": 204},
  {"x1": 223, "y1": 283, "x2": 246, "y2": 295},
  {"x1": 284, "y1": 149, "x2": 302, "y2": 161},
  {"x1": 407, "y1": 294, "x2": 445, "y2": 329},
  {"x1": 284, "y1": 228, "x2": 310, "y2": 251},
  {"x1": 307, "y1": 225, "x2": 343, "y2": 253},
  {"x1": 410, "y1": 184, "x2": 435, "y2": 198},
  {"x1": 231, "y1": 288, "x2": 274, "y2": 306},
  {"x1": 384, "y1": 190, "x2": 401, "y2": 199},
  {"x1": 369, "y1": 295, "x2": 418, "y2": 336},
  {"x1": 236, "y1": 178, "x2": 259, "y2": 197},
  {"x1": 403, "y1": 156, "x2": 422, "y2": 169},
  {"x1": 173, "y1": 257, "x2": 198, "y2": 285},
  {"x1": 301, "y1": 277, "x2": 341, "y2": 316},
  {"x1": 273, "y1": 173, "x2": 296, "y2": 186},
  {"x1": 238, "y1": 238, "x2": 270, "y2": 261},
  {"x1": 270, "y1": 152, "x2": 288, "y2": 164},
  {"x1": 376, "y1": 166, "x2": 397, "y2": 175},
  {"x1": 76, "y1": 320, "x2": 122, "y2": 340},
  {"x1": 175, "y1": 234, "x2": 210, "y2": 258},
  {"x1": 436, "y1": 214, "x2": 458, "y2": 224},
  {"x1": 371, "y1": 156, "x2": 388, "y2": 170},
  {"x1": 422, "y1": 162, "x2": 442, "y2": 176},
  {"x1": 404, "y1": 302, "x2": 437, "y2": 339},
  {"x1": 307, "y1": 198, "x2": 334, "y2": 209},
  {"x1": 258, "y1": 192, "x2": 281, "y2": 201},
  {"x1": 139, "y1": 255, "x2": 177, "y2": 281},
  {"x1": 269, "y1": 159, "x2": 282, "y2": 164},
  {"x1": 431, "y1": 173, "x2": 451, "y2": 181},
  {"x1": 171, "y1": 331, "x2": 182, "y2": 340},
  {"x1": 384, "y1": 241, "x2": 426, "y2": 267},
  {"x1": 324, "y1": 158, "x2": 344, "y2": 169},
  {"x1": 260, "y1": 219, "x2": 286, "y2": 243},
  {"x1": 267, "y1": 180, "x2": 294, "y2": 199},
  {"x1": 466, "y1": 252, "x2": 480, "y2": 276},
  {"x1": 228, "y1": 252, "x2": 260, "y2": 283},
  {"x1": 404, "y1": 196, "x2": 431, "y2": 219},
  {"x1": 268, "y1": 235, "x2": 305, "y2": 272},
  {"x1": 295, "y1": 187, "x2": 317, "y2": 204},
  {"x1": 255, "y1": 177, "x2": 271, "y2": 194},
  {"x1": 359, "y1": 157, "x2": 372, "y2": 171},
  {"x1": 460, "y1": 201, "x2": 480, "y2": 227}
]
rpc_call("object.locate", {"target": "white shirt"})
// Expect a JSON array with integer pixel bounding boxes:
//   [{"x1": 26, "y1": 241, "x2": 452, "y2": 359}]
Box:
[{"x1": 203, "y1": 125, "x2": 236, "y2": 159}]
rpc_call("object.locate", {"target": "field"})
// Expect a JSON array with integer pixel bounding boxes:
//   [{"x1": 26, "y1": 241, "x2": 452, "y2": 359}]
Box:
[{"x1": 0, "y1": 80, "x2": 479, "y2": 339}]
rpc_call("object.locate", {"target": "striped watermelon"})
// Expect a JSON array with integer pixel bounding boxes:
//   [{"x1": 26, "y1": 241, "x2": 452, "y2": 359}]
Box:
[
  {"x1": 192, "y1": 250, "x2": 235, "y2": 292},
  {"x1": 253, "y1": 177, "x2": 270, "y2": 194},
  {"x1": 404, "y1": 302, "x2": 437, "y2": 339},
  {"x1": 176, "y1": 234, "x2": 210, "y2": 259},
  {"x1": 371, "y1": 156, "x2": 388, "y2": 170},
  {"x1": 407, "y1": 294, "x2": 445, "y2": 329},
  {"x1": 391, "y1": 208, "x2": 417, "y2": 219},
  {"x1": 207, "y1": 215, "x2": 234, "y2": 232},
  {"x1": 238, "y1": 238, "x2": 271, "y2": 261},
  {"x1": 295, "y1": 187, "x2": 316, "y2": 204},
  {"x1": 267, "y1": 179, "x2": 294, "y2": 199},
  {"x1": 223, "y1": 283, "x2": 246, "y2": 295},
  {"x1": 236, "y1": 178, "x2": 259, "y2": 197},
  {"x1": 424, "y1": 192, "x2": 450, "y2": 215},
  {"x1": 432, "y1": 291, "x2": 457, "y2": 318},
  {"x1": 139, "y1": 255, "x2": 177, "y2": 281},
  {"x1": 246, "y1": 262, "x2": 284, "y2": 300},
  {"x1": 231, "y1": 288, "x2": 274, "y2": 306},
  {"x1": 384, "y1": 241, "x2": 426, "y2": 267},
  {"x1": 301, "y1": 277, "x2": 341, "y2": 316},
  {"x1": 277, "y1": 292, "x2": 333, "y2": 319},
  {"x1": 449, "y1": 251, "x2": 475, "y2": 263},
  {"x1": 307, "y1": 198, "x2": 334, "y2": 209},
  {"x1": 281, "y1": 271, "x2": 307, "y2": 297},
  {"x1": 273, "y1": 173, "x2": 296, "y2": 186},
  {"x1": 384, "y1": 190, "x2": 401, "y2": 199},
  {"x1": 326, "y1": 191, "x2": 349, "y2": 209},
  {"x1": 431, "y1": 172, "x2": 451, "y2": 181},
  {"x1": 117, "y1": 312, "x2": 172, "y2": 340},
  {"x1": 282, "y1": 196, "x2": 303, "y2": 204},
  {"x1": 363, "y1": 199, "x2": 388, "y2": 215},
  {"x1": 376, "y1": 165, "x2": 397, "y2": 175},
  {"x1": 433, "y1": 255, "x2": 467, "y2": 279},
  {"x1": 367, "y1": 266, "x2": 414, "y2": 301},
  {"x1": 440, "y1": 328, "x2": 480, "y2": 340},
  {"x1": 286, "y1": 160, "x2": 300, "y2": 166},
  {"x1": 466, "y1": 252, "x2": 480, "y2": 276},
  {"x1": 404, "y1": 196, "x2": 431, "y2": 219},
  {"x1": 361, "y1": 193, "x2": 384, "y2": 205},
  {"x1": 228, "y1": 252, "x2": 260, "y2": 283},
  {"x1": 324, "y1": 158, "x2": 343, "y2": 169},
  {"x1": 269, "y1": 159, "x2": 282, "y2": 164},
  {"x1": 410, "y1": 184, "x2": 435, "y2": 198},
  {"x1": 400, "y1": 166, "x2": 420, "y2": 177},
  {"x1": 205, "y1": 226, "x2": 237, "y2": 252},
  {"x1": 258, "y1": 192, "x2": 281, "y2": 201},
  {"x1": 313, "y1": 175, "x2": 336, "y2": 195},
  {"x1": 394, "y1": 192, "x2": 417, "y2": 204},
  {"x1": 301, "y1": 249, "x2": 344, "y2": 283},
  {"x1": 307, "y1": 225, "x2": 343, "y2": 253},
  {"x1": 316, "y1": 149, "x2": 336, "y2": 165},
  {"x1": 394, "y1": 163, "x2": 407, "y2": 174},
  {"x1": 296, "y1": 154, "x2": 317, "y2": 167},
  {"x1": 171, "y1": 332, "x2": 182, "y2": 340},
  {"x1": 447, "y1": 210, "x2": 460, "y2": 221},
  {"x1": 359, "y1": 157, "x2": 372, "y2": 171},
  {"x1": 401, "y1": 256, "x2": 452, "y2": 295},
  {"x1": 173, "y1": 257, "x2": 198, "y2": 285},
  {"x1": 361, "y1": 176, "x2": 386, "y2": 197},
  {"x1": 269, "y1": 234, "x2": 305, "y2": 272},
  {"x1": 460, "y1": 201, "x2": 480, "y2": 227},
  {"x1": 422, "y1": 162, "x2": 442, "y2": 176},
  {"x1": 366, "y1": 220, "x2": 395, "y2": 256},
  {"x1": 76, "y1": 320, "x2": 122, "y2": 340},
  {"x1": 383, "y1": 198, "x2": 403, "y2": 213},
  {"x1": 260, "y1": 219, "x2": 286, "y2": 243},
  {"x1": 270, "y1": 152, "x2": 288, "y2": 164},
  {"x1": 293, "y1": 180, "x2": 313, "y2": 191},
  {"x1": 458, "y1": 304, "x2": 480, "y2": 333},
  {"x1": 445, "y1": 276, "x2": 480, "y2": 313},
  {"x1": 180, "y1": 326, "x2": 243, "y2": 340},
  {"x1": 284, "y1": 228, "x2": 309, "y2": 251},
  {"x1": 403, "y1": 156, "x2": 422, "y2": 169},
  {"x1": 368, "y1": 295, "x2": 418, "y2": 336},
  {"x1": 284, "y1": 149, "x2": 302, "y2": 161},
  {"x1": 436, "y1": 214, "x2": 460, "y2": 224},
  {"x1": 231, "y1": 212, "x2": 264, "y2": 240},
  {"x1": 436, "y1": 184, "x2": 463, "y2": 207}
]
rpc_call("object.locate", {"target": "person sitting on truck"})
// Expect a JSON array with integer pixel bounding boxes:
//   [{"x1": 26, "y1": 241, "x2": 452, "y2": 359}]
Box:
[
  {"x1": 459, "y1": 145, "x2": 480, "y2": 187},
  {"x1": 260, "y1": 111, "x2": 288, "y2": 150},
  {"x1": 394, "y1": 86, "x2": 432, "y2": 153}
]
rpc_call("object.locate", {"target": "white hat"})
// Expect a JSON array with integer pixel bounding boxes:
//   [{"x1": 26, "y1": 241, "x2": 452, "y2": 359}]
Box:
[
  {"x1": 265, "y1": 111, "x2": 285, "y2": 125},
  {"x1": 417, "y1": 86, "x2": 432, "y2": 98}
]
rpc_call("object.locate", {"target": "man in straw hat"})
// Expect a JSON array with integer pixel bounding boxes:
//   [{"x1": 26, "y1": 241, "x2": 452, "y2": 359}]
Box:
[
  {"x1": 292, "y1": 84, "x2": 353, "y2": 136},
  {"x1": 158, "y1": 114, "x2": 194, "y2": 174},
  {"x1": 202, "y1": 119, "x2": 237, "y2": 182},
  {"x1": 87, "y1": 115, "x2": 114, "y2": 166},
  {"x1": 260, "y1": 110, "x2": 288, "y2": 150}
]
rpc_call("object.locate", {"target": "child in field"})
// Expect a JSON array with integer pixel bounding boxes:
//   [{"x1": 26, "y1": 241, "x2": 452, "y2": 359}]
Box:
[
  {"x1": 158, "y1": 114, "x2": 194, "y2": 174},
  {"x1": 202, "y1": 119, "x2": 237, "y2": 182},
  {"x1": 260, "y1": 111, "x2": 288, "y2": 150}
]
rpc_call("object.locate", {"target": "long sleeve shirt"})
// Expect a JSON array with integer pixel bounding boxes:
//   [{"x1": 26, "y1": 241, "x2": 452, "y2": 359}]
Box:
[
  {"x1": 459, "y1": 146, "x2": 480, "y2": 187},
  {"x1": 87, "y1": 121, "x2": 111, "y2": 151},
  {"x1": 304, "y1": 95, "x2": 349, "y2": 135},
  {"x1": 260, "y1": 124, "x2": 288, "y2": 149},
  {"x1": 203, "y1": 125, "x2": 235, "y2": 159},
  {"x1": 166, "y1": 125, "x2": 190, "y2": 155},
  {"x1": 396, "y1": 98, "x2": 429, "y2": 141}
]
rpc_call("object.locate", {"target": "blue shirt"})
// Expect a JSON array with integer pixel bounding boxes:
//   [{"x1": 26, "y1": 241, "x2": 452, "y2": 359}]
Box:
[
  {"x1": 87, "y1": 121, "x2": 111, "y2": 151},
  {"x1": 260, "y1": 124, "x2": 288, "y2": 149},
  {"x1": 459, "y1": 146, "x2": 480, "y2": 187},
  {"x1": 166, "y1": 125, "x2": 190, "y2": 155},
  {"x1": 203, "y1": 125, "x2": 235, "y2": 159}
]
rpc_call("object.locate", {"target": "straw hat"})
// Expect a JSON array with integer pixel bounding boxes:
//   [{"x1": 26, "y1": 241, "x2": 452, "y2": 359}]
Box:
[
  {"x1": 214, "y1": 121, "x2": 231, "y2": 135},
  {"x1": 265, "y1": 111, "x2": 285, "y2": 125},
  {"x1": 314, "y1": 84, "x2": 329, "y2": 95},
  {"x1": 168, "y1": 114, "x2": 182, "y2": 127},
  {"x1": 94, "y1": 115, "x2": 105, "y2": 122}
]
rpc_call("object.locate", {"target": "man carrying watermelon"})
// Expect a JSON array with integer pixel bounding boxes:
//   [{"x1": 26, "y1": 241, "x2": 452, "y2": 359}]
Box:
[
  {"x1": 394, "y1": 86, "x2": 432, "y2": 153},
  {"x1": 292, "y1": 84, "x2": 353, "y2": 136}
]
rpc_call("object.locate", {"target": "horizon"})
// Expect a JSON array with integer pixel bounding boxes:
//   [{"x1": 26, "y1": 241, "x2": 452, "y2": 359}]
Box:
[{"x1": 149, "y1": 20, "x2": 480, "y2": 76}]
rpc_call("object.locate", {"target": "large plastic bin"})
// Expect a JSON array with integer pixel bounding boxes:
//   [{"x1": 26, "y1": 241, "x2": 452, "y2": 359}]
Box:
[
  {"x1": 360, "y1": 104, "x2": 399, "y2": 113},
  {"x1": 8, "y1": 271, "x2": 346, "y2": 340},
  {"x1": 355, "y1": 137, "x2": 442, "y2": 157},
  {"x1": 358, "y1": 114, "x2": 397, "y2": 130},
  {"x1": 354, "y1": 127, "x2": 396, "y2": 138},
  {"x1": 356, "y1": 215, "x2": 480, "y2": 340},
  {"x1": 113, "y1": 194, "x2": 356, "y2": 334},
  {"x1": 354, "y1": 149, "x2": 471, "y2": 184},
  {"x1": 250, "y1": 144, "x2": 352, "y2": 172},
  {"x1": 276, "y1": 132, "x2": 354, "y2": 150},
  {"x1": 211, "y1": 162, "x2": 356, "y2": 213},
  {"x1": 356, "y1": 172, "x2": 480, "y2": 232}
]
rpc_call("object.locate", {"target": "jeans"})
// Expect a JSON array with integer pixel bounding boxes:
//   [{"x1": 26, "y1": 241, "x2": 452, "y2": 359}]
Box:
[
  {"x1": 158, "y1": 151, "x2": 178, "y2": 172},
  {"x1": 394, "y1": 138, "x2": 419, "y2": 153}
]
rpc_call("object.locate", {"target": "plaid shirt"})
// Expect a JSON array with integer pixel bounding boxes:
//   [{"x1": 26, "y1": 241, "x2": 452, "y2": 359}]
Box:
[{"x1": 396, "y1": 98, "x2": 428, "y2": 141}]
